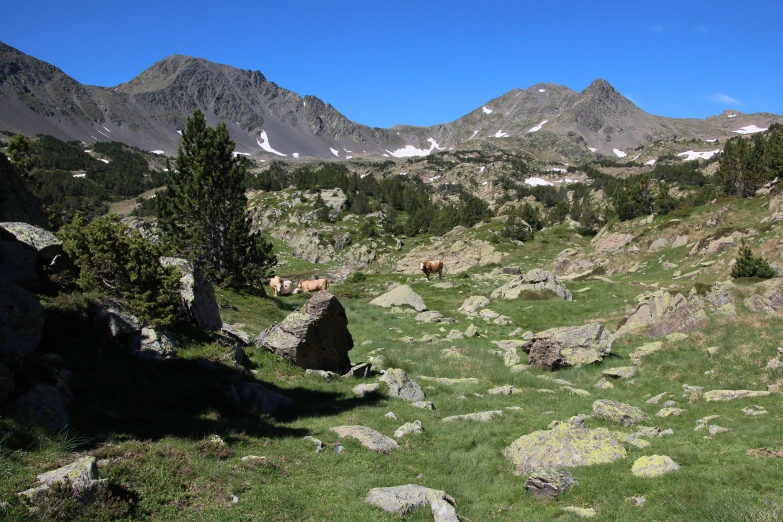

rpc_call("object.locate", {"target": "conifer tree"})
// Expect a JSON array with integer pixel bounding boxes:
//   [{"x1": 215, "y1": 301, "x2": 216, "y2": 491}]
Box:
[
  {"x1": 156, "y1": 110, "x2": 275, "y2": 286},
  {"x1": 731, "y1": 240, "x2": 775, "y2": 279}
]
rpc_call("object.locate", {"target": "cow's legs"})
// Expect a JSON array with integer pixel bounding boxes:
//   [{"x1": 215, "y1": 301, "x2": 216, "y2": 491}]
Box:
[{"x1": 438, "y1": 268, "x2": 442, "y2": 280}]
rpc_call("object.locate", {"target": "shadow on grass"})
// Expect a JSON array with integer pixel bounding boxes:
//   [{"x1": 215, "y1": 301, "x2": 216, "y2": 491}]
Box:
[{"x1": 19, "y1": 294, "x2": 379, "y2": 445}]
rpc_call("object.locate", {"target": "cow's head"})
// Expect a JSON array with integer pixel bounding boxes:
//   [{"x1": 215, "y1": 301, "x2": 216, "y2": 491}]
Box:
[
  {"x1": 420, "y1": 262, "x2": 425, "y2": 271},
  {"x1": 275, "y1": 284, "x2": 282, "y2": 294},
  {"x1": 297, "y1": 282, "x2": 303, "y2": 289}
]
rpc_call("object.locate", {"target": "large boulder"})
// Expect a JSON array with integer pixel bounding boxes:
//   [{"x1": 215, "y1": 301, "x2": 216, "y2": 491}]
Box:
[
  {"x1": 0, "y1": 222, "x2": 62, "y2": 262},
  {"x1": 331, "y1": 425, "x2": 398, "y2": 453},
  {"x1": 491, "y1": 269, "x2": 573, "y2": 301},
  {"x1": 0, "y1": 154, "x2": 48, "y2": 227},
  {"x1": 160, "y1": 257, "x2": 222, "y2": 330},
  {"x1": 255, "y1": 292, "x2": 353, "y2": 373},
  {"x1": 0, "y1": 222, "x2": 62, "y2": 290},
  {"x1": 522, "y1": 324, "x2": 612, "y2": 370},
  {"x1": 631, "y1": 455, "x2": 680, "y2": 477},
  {"x1": 592, "y1": 399, "x2": 650, "y2": 426},
  {"x1": 615, "y1": 290, "x2": 707, "y2": 339},
  {"x1": 13, "y1": 383, "x2": 72, "y2": 430},
  {"x1": 458, "y1": 295, "x2": 491, "y2": 315},
  {"x1": 369, "y1": 285, "x2": 427, "y2": 311},
  {"x1": 503, "y1": 417, "x2": 627, "y2": 475},
  {"x1": 90, "y1": 297, "x2": 142, "y2": 338},
  {"x1": 593, "y1": 232, "x2": 635, "y2": 254},
  {"x1": 0, "y1": 277, "x2": 44, "y2": 361}
]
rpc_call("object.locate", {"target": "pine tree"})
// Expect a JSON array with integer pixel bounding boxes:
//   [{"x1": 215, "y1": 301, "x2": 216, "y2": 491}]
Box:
[
  {"x1": 6, "y1": 133, "x2": 30, "y2": 170},
  {"x1": 503, "y1": 204, "x2": 534, "y2": 241},
  {"x1": 156, "y1": 110, "x2": 275, "y2": 287},
  {"x1": 731, "y1": 240, "x2": 775, "y2": 279}
]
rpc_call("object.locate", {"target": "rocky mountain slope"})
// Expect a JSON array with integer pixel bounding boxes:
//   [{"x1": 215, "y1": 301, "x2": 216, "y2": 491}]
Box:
[{"x1": 1, "y1": 41, "x2": 781, "y2": 162}]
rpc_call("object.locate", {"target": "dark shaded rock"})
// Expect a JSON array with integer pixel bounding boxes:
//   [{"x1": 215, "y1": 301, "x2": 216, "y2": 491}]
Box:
[
  {"x1": 0, "y1": 154, "x2": 48, "y2": 227},
  {"x1": 0, "y1": 277, "x2": 44, "y2": 361},
  {"x1": 522, "y1": 324, "x2": 612, "y2": 370},
  {"x1": 13, "y1": 383, "x2": 71, "y2": 430},
  {"x1": 0, "y1": 362, "x2": 14, "y2": 403},
  {"x1": 90, "y1": 298, "x2": 142, "y2": 338},
  {"x1": 0, "y1": 229, "x2": 39, "y2": 289},
  {"x1": 133, "y1": 327, "x2": 176, "y2": 359},
  {"x1": 502, "y1": 267, "x2": 521, "y2": 275},
  {"x1": 255, "y1": 292, "x2": 353, "y2": 373},
  {"x1": 225, "y1": 382, "x2": 292, "y2": 415},
  {"x1": 0, "y1": 222, "x2": 62, "y2": 263},
  {"x1": 160, "y1": 257, "x2": 222, "y2": 330},
  {"x1": 524, "y1": 468, "x2": 578, "y2": 499}
]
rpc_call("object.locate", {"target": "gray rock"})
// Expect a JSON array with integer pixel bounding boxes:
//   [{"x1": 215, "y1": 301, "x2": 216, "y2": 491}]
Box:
[
  {"x1": 19, "y1": 456, "x2": 106, "y2": 504},
  {"x1": 708, "y1": 425, "x2": 729, "y2": 437},
  {"x1": 0, "y1": 230, "x2": 39, "y2": 289},
  {"x1": 380, "y1": 368, "x2": 425, "y2": 402},
  {"x1": 344, "y1": 244, "x2": 376, "y2": 270},
  {"x1": 333, "y1": 232, "x2": 352, "y2": 251},
  {"x1": 442, "y1": 410, "x2": 503, "y2": 423},
  {"x1": 13, "y1": 383, "x2": 71, "y2": 430},
  {"x1": 353, "y1": 383, "x2": 380, "y2": 398},
  {"x1": 464, "y1": 324, "x2": 479, "y2": 338},
  {"x1": 524, "y1": 468, "x2": 578, "y2": 499},
  {"x1": 602, "y1": 366, "x2": 636, "y2": 379},
  {"x1": 0, "y1": 362, "x2": 14, "y2": 403},
  {"x1": 0, "y1": 222, "x2": 62, "y2": 263},
  {"x1": 458, "y1": 295, "x2": 491, "y2": 315},
  {"x1": 488, "y1": 385, "x2": 523, "y2": 395},
  {"x1": 255, "y1": 292, "x2": 353, "y2": 373},
  {"x1": 0, "y1": 277, "x2": 44, "y2": 360},
  {"x1": 592, "y1": 399, "x2": 650, "y2": 426},
  {"x1": 415, "y1": 310, "x2": 452, "y2": 323},
  {"x1": 305, "y1": 369, "x2": 336, "y2": 379},
  {"x1": 365, "y1": 484, "x2": 458, "y2": 521},
  {"x1": 491, "y1": 269, "x2": 573, "y2": 301},
  {"x1": 331, "y1": 425, "x2": 398, "y2": 453},
  {"x1": 412, "y1": 401, "x2": 435, "y2": 410},
  {"x1": 522, "y1": 323, "x2": 612, "y2": 370},
  {"x1": 160, "y1": 257, "x2": 222, "y2": 330},
  {"x1": 703, "y1": 389, "x2": 771, "y2": 402},
  {"x1": 221, "y1": 323, "x2": 253, "y2": 345},
  {"x1": 91, "y1": 297, "x2": 142, "y2": 338},
  {"x1": 369, "y1": 285, "x2": 427, "y2": 311},
  {"x1": 394, "y1": 420, "x2": 424, "y2": 438},
  {"x1": 225, "y1": 382, "x2": 292, "y2": 415},
  {"x1": 135, "y1": 327, "x2": 177, "y2": 359}
]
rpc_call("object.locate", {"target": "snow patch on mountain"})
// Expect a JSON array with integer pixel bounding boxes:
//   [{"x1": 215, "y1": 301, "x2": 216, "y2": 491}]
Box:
[
  {"x1": 468, "y1": 130, "x2": 479, "y2": 140},
  {"x1": 525, "y1": 177, "x2": 553, "y2": 187},
  {"x1": 330, "y1": 148, "x2": 340, "y2": 157},
  {"x1": 589, "y1": 147, "x2": 598, "y2": 152},
  {"x1": 705, "y1": 139, "x2": 717, "y2": 143},
  {"x1": 385, "y1": 138, "x2": 444, "y2": 158},
  {"x1": 733, "y1": 125, "x2": 768, "y2": 135},
  {"x1": 645, "y1": 159, "x2": 656, "y2": 166},
  {"x1": 493, "y1": 130, "x2": 509, "y2": 138},
  {"x1": 527, "y1": 120, "x2": 548, "y2": 133},
  {"x1": 539, "y1": 88, "x2": 546, "y2": 92},
  {"x1": 292, "y1": 153, "x2": 300, "y2": 159},
  {"x1": 482, "y1": 106, "x2": 493, "y2": 114},
  {"x1": 678, "y1": 149, "x2": 720, "y2": 161},
  {"x1": 257, "y1": 131, "x2": 287, "y2": 156},
  {"x1": 151, "y1": 150, "x2": 164, "y2": 155},
  {"x1": 613, "y1": 148, "x2": 627, "y2": 158},
  {"x1": 232, "y1": 152, "x2": 251, "y2": 157}
]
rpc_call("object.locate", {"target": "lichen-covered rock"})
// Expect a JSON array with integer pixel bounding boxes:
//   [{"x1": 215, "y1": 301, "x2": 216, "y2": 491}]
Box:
[
  {"x1": 488, "y1": 385, "x2": 523, "y2": 395},
  {"x1": 255, "y1": 292, "x2": 353, "y2": 373},
  {"x1": 160, "y1": 257, "x2": 221, "y2": 330},
  {"x1": 365, "y1": 484, "x2": 458, "y2": 521},
  {"x1": 524, "y1": 468, "x2": 578, "y2": 499},
  {"x1": 331, "y1": 425, "x2": 398, "y2": 453},
  {"x1": 562, "y1": 506, "x2": 597, "y2": 518},
  {"x1": 616, "y1": 290, "x2": 707, "y2": 339},
  {"x1": 594, "y1": 232, "x2": 635, "y2": 253},
  {"x1": 134, "y1": 327, "x2": 177, "y2": 359},
  {"x1": 491, "y1": 269, "x2": 573, "y2": 301},
  {"x1": 353, "y1": 383, "x2": 380, "y2": 398},
  {"x1": 380, "y1": 368, "x2": 425, "y2": 402},
  {"x1": 220, "y1": 323, "x2": 253, "y2": 346},
  {"x1": 592, "y1": 399, "x2": 650, "y2": 426},
  {"x1": 595, "y1": 377, "x2": 614, "y2": 389},
  {"x1": 631, "y1": 455, "x2": 680, "y2": 477},
  {"x1": 656, "y1": 408, "x2": 686, "y2": 417},
  {"x1": 464, "y1": 324, "x2": 479, "y2": 338},
  {"x1": 344, "y1": 244, "x2": 376, "y2": 270},
  {"x1": 13, "y1": 383, "x2": 71, "y2": 430},
  {"x1": 418, "y1": 376, "x2": 480, "y2": 386},
  {"x1": 0, "y1": 277, "x2": 44, "y2": 360},
  {"x1": 503, "y1": 421, "x2": 627, "y2": 475},
  {"x1": 602, "y1": 366, "x2": 636, "y2": 379},
  {"x1": 522, "y1": 323, "x2": 612, "y2": 370},
  {"x1": 19, "y1": 456, "x2": 106, "y2": 504},
  {"x1": 394, "y1": 420, "x2": 424, "y2": 438},
  {"x1": 0, "y1": 222, "x2": 62, "y2": 262},
  {"x1": 369, "y1": 285, "x2": 427, "y2": 311},
  {"x1": 225, "y1": 382, "x2": 292, "y2": 415},
  {"x1": 412, "y1": 401, "x2": 435, "y2": 410},
  {"x1": 442, "y1": 410, "x2": 503, "y2": 423},
  {"x1": 458, "y1": 295, "x2": 491, "y2": 315},
  {"x1": 703, "y1": 389, "x2": 772, "y2": 402},
  {"x1": 333, "y1": 232, "x2": 352, "y2": 251}
]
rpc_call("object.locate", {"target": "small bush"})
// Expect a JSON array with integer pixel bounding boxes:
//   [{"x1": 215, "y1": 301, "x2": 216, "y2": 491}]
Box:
[
  {"x1": 347, "y1": 272, "x2": 366, "y2": 283},
  {"x1": 731, "y1": 241, "x2": 775, "y2": 279}
]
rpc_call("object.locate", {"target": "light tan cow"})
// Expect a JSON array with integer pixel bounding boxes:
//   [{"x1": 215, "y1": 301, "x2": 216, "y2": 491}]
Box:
[
  {"x1": 420, "y1": 260, "x2": 444, "y2": 280},
  {"x1": 297, "y1": 278, "x2": 329, "y2": 293},
  {"x1": 269, "y1": 276, "x2": 283, "y2": 296}
]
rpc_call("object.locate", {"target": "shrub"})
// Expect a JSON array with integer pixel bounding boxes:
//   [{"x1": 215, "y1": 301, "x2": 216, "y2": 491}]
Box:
[
  {"x1": 731, "y1": 241, "x2": 775, "y2": 279},
  {"x1": 59, "y1": 213, "x2": 183, "y2": 326},
  {"x1": 347, "y1": 272, "x2": 366, "y2": 283}
]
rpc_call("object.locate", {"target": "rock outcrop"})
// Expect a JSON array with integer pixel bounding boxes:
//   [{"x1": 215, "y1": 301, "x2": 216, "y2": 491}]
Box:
[
  {"x1": 255, "y1": 292, "x2": 353, "y2": 373},
  {"x1": 392, "y1": 226, "x2": 506, "y2": 274},
  {"x1": 503, "y1": 416, "x2": 627, "y2": 475},
  {"x1": 380, "y1": 368, "x2": 425, "y2": 402},
  {"x1": 160, "y1": 257, "x2": 222, "y2": 330},
  {"x1": 522, "y1": 323, "x2": 612, "y2": 370},
  {"x1": 369, "y1": 285, "x2": 427, "y2": 311},
  {"x1": 365, "y1": 485, "x2": 458, "y2": 521},
  {"x1": 19, "y1": 456, "x2": 106, "y2": 504},
  {"x1": 0, "y1": 222, "x2": 62, "y2": 290},
  {"x1": 331, "y1": 425, "x2": 398, "y2": 453},
  {"x1": 0, "y1": 277, "x2": 44, "y2": 360},
  {"x1": 491, "y1": 269, "x2": 573, "y2": 301}
]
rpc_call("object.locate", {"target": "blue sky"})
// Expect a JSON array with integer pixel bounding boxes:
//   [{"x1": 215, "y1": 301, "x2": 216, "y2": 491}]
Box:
[{"x1": 3, "y1": 0, "x2": 781, "y2": 128}]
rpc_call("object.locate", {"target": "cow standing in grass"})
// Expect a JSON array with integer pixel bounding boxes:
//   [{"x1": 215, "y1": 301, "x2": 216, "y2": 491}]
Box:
[
  {"x1": 276, "y1": 280, "x2": 296, "y2": 296},
  {"x1": 269, "y1": 276, "x2": 283, "y2": 296},
  {"x1": 421, "y1": 260, "x2": 444, "y2": 280},
  {"x1": 297, "y1": 278, "x2": 329, "y2": 293}
]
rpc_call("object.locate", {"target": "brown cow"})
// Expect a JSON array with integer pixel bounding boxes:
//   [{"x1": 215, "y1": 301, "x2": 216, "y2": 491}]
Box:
[
  {"x1": 297, "y1": 278, "x2": 329, "y2": 293},
  {"x1": 420, "y1": 260, "x2": 444, "y2": 280},
  {"x1": 269, "y1": 276, "x2": 283, "y2": 296}
]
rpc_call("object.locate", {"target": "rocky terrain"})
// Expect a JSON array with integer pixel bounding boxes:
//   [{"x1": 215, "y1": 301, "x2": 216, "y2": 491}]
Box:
[{"x1": 2, "y1": 41, "x2": 781, "y2": 162}]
